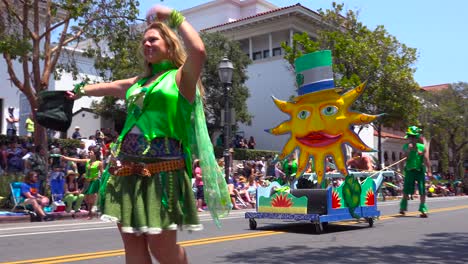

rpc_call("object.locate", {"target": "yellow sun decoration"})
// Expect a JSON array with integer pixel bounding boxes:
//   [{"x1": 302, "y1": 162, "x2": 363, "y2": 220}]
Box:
[{"x1": 268, "y1": 82, "x2": 378, "y2": 184}]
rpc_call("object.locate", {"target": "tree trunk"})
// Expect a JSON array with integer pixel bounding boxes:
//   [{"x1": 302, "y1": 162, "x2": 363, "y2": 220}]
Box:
[{"x1": 34, "y1": 125, "x2": 48, "y2": 147}]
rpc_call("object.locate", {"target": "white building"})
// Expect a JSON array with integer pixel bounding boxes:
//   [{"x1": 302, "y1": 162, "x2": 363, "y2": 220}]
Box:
[
  {"x1": 0, "y1": 0, "x2": 408, "y2": 170},
  {"x1": 1, "y1": 44, "x2": 106, "y2": 138},
  {"x1": 184, "y1": 0, "x2": 410, "y2": 169},
  {"x1": 185, "y1": 1, "x2": 324, "y2": 151}
]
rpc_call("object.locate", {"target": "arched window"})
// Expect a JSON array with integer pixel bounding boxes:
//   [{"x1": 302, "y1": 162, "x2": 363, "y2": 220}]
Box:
[{"x1": 392, "y1": 152, "x2": 396, "y2": 162}]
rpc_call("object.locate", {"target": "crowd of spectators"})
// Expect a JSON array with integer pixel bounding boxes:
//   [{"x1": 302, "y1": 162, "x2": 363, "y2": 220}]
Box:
[
  {"x1": 216, "y1": 134, "x2": 257, "y2": 149},
  {"x1": 1, "y1": 127, "x2": 466, "y2": 219},
  {"x1": 0, "y1": 127, "x2": 118, "y2": 221}
]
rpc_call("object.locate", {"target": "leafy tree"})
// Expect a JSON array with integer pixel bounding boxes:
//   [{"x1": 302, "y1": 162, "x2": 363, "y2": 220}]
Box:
[
  {"x1": 200, "y1": 32, "x2": 252, "y2": 132},
  {"x1": 418, "y1": 83, "x2": 468, "y2": 178},
  {"x1": 0, "y1": 0, "x2": 139, "y2": 145},
  {"x1": 281, "y1": 2, "x2": 420, "y2": 166},
  {"x1": 91, "y1": 31, "x2": 253, "y2": 135}
]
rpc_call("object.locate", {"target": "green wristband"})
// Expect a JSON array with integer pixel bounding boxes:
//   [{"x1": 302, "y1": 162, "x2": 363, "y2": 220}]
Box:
[
  {"x1": 168, "y1": 10, "x2": 185, "y2": 29},
  {"x1": 73, "y1": 82, "x2": 86, "y2": 98}
]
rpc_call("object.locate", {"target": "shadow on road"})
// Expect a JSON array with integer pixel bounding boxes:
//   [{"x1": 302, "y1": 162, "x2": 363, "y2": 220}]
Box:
[
  {"x1": 255, "y1": 221, "x2": 370, "y2": 234},
  {"x1": 215, "y1": 232, "x2": 468, "y2": 264}
]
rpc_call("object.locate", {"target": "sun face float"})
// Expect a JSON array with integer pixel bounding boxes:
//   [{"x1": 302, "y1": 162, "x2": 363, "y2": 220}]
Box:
[
  {"x1": 267, "y1": 50, "x2": 378, "y2": 185},
  {"x1": 245, "y1": 50, "x2": 387, "y2": 229},
  {"x1": 266, "y1": 50, "x2": 380, "y2": 217},
  {"x1": 267, "y1": 83, "x2": 378, "y2": 184}
]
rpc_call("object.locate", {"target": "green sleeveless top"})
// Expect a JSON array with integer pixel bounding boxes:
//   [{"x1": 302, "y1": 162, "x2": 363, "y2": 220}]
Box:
[
  {"x1": 403, "y1": 143, "x2": 425, "y2": 172},
  {"x1": 86, "y1": 160, "x2": 101, "y2": 180},
  {"x1": 282, "y1": 159, "x2": 298, "y2": 176},
  {"x1": 118, "y1": 69, "x2": 194, "y2": 175}
]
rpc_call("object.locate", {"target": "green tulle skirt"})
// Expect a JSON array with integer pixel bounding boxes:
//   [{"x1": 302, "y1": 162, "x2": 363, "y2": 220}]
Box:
[
  {"x1": 83, "y1": 179, "x2": 100, "y2": 195},
  {"x1": 101, "y1": 168, "x2": 202, "y2": 234}
]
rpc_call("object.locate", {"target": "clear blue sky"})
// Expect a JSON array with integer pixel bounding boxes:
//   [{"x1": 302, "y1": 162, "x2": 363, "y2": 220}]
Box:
[{"x1": 139, "y1": 0, "x2": 467, "y2": 87}]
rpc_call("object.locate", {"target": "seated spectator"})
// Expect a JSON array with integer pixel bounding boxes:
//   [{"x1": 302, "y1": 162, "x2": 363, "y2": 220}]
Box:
[
  {"x1": 247, "y1": 176, "x2": 260, "y2": 203},
  {"x1": 227, "y1": 176, "x2": 241, "y2": 210},
  {"x1": 236, "y1": 176, "x2": 255, "y2": 207},
  {"x1": 21, "y1": 171, "x2": 54, "y2": 221},
  {"x1": 63, "y1": 170, "x2": 85, "y2": 213},
  {"x1": 346, "y1": 150, "x2": 374, "y2": 171}
]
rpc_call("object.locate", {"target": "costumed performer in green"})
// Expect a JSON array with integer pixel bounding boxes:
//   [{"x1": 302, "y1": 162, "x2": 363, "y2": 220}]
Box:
[
  {"x1": 66, "y1": 4, "x2": 231, "y2": 264},
  {"x1": 399, "y1": 126, "x2": 433, "y2": 218},
  {"x1": 61, "y1": 148, "x2": 103, "y2": 219}
]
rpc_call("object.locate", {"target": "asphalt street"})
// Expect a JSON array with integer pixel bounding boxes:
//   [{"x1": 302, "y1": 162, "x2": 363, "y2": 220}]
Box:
[{"x1": 0, "y1": 196, "x2": 467, "y2": 264}]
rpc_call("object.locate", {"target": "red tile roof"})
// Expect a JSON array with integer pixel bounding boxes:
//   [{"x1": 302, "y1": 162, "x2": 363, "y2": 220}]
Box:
[
  {"x1": 201, "y1": 3, "x2": 319, "y2": 31},
  {"x1": 374, "y1": 130, "x2": 405, "y2": 140},
  {"x1": 420, "y1": 83, "x2": 450, "y2": 92}
]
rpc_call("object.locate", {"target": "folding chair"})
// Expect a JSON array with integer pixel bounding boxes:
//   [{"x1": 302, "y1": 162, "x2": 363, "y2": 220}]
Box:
[
  {"x1": 9, "y1": 182, "x2": 30, "y2": 212},
  {"x1": 235, "y1": 194, "x2": 248, "y2": 208},
  {"x1": 50, "y1": 178, "x2": 66, "y2": 212},
  {"x1": 50, "y1": 178, "x2": 65, "y2": 202}
]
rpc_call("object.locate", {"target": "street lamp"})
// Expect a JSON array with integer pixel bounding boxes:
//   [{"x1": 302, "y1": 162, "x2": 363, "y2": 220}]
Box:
[{"x1": 218, "y1": 56, "x2": 234, "y2": 182}]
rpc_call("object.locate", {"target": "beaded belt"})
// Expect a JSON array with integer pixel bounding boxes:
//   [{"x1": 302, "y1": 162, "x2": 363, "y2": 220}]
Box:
[
  {"x1": 120, "y1": 134, "x2": 184, "y2": 159},
  {"x1": 111, "y1": 159, "x2": 185, "y2": 177}
]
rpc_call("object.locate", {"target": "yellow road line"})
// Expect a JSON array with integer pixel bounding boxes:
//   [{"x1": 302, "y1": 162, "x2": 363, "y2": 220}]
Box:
[
  {"x1": 1, "y1": 249, "x2": 124, "y2": 264},
  {"x1": 3, "y1": 205, "x2": 468, "y2": 264},
  {"x1": 180, "y1": 231, "x2": 285, "y2": 247},
  {"x1": 1, "y1": 231, "x2": 281, "y2": 264}
]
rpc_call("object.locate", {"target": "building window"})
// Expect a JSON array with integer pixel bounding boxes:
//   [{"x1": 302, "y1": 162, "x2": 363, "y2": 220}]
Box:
[
  {"x1": 263, "y1": 50, "x2": 270, "y2": 58},
  {"x1": 273, "y1": 47, "x2": 282, "y2": 56},
  {"x1": 253, "y1": 51, "x2": 262, "y2": 60}
]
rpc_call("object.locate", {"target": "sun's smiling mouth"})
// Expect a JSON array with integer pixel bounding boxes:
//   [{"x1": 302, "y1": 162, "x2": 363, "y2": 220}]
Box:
[{"x1": 296, "y1": 132, "x2": 342, "y2": 147}]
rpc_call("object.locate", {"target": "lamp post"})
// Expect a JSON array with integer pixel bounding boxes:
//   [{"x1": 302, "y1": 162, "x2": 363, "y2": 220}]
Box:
[{"x1": 218, "y1": 56, "x2": 234, "y2": 183}]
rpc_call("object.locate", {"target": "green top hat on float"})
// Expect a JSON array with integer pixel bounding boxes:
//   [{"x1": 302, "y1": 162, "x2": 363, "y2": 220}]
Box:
[{"x1": 295, "y1": 50, "x2": 334, "y2": 95}]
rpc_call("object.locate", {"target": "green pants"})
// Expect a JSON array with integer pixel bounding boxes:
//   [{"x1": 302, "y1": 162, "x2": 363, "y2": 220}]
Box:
[
  {"x1": 403, "y1": 169, "x2": 426, "y2": 195},
  {"x1": 64, "y1": 193, "x2": 85, "y2": 212}
]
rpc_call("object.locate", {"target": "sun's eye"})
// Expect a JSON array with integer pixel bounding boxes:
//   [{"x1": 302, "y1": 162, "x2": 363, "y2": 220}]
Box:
[
  {"x1": 297, "y1": 110, "x2": 310, "y2": 120},
  {"x1": 322, "y1": 105, "x2": 338, "y2": 116}
]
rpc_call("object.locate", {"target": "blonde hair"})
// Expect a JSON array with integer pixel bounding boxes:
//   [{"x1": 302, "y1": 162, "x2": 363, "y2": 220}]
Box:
[
  {"x1": 142, "y1": 22, "x2": 186, "y2": 77},
  {"x1": 141, "y1": 22, "x2": 205, "y2": 96}
]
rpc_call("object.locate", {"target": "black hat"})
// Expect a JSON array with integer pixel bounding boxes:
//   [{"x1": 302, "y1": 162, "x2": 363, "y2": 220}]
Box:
[{"x1": 36, "y1": 91, "x2": 74, "y2": 132}]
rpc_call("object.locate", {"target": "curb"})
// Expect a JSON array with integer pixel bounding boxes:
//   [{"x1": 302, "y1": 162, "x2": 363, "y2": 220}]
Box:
[{"x1": 0, "y1": 211, "x2": 91, "y2": 224}]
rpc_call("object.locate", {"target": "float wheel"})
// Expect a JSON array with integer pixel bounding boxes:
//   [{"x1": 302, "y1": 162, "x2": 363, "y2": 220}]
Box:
[{"x1": 249, "y1": 218, "x2": 257, "y2": 230}]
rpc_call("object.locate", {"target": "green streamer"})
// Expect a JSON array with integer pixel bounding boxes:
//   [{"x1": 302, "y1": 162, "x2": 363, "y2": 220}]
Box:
[{"x1": 190, "y1": 92, "x2": 232, "y2": 227}]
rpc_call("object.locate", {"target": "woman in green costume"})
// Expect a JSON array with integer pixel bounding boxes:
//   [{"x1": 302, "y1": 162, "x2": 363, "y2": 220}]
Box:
[
  {"x1": 62, "y1": 149, "x2": 103, "y2": 219},
  {"x1": 66, "y1": 4, "x2": 230, "y2": 264}
]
